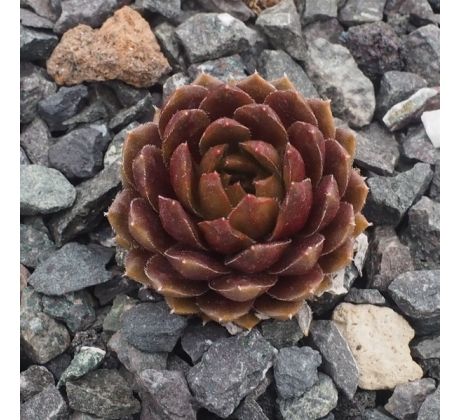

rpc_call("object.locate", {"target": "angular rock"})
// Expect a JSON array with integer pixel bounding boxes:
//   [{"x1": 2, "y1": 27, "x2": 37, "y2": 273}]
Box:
[
  {"x1": 364, "y1": 163, "x2": 433, "y2": 225},
  {"x1": 45, "y1": 353, "x2": 73, "y2": 382},
  {"x1": 388, "y1": 270, "x2": 440, "y2": 334},
  {"x1": 136, "y1": 0, "x2": 182, "y2": 20},
  {"x1": 109, "y1": 94, "x2": 154, "y2": 131},
  {"x1": 417, "y1": 386, "x2": 439, "y2": 420},
  {"x1": 195, "y1": 0, "x2": 255, "y2": 21},
  {"x1": 421, "y1": 109, "x2": 439, "y2": 147},
  {"x1": 121, "y1": 301, "x2": 188, "y2": 353},
  {"x1": 411, "y1": 336, "x2": 439, "y2": 380},
  {"x1": 20, "y1": 25, "x2": 58, "y2": 61},
  {"x1": 21, "y1": 0, "x2": 60, "y2": 21},
  {"x1": 234, "y1": 397, "x2": 269, "y2": 420},
  {"x1": 334, "y1": 390, "x2": 377, "y2": 419},
  {"x1": 277, "y1": 373, "x2": 338, "y2": 420},
  {"x1": 93, "y1": 274, "x2": 139, "y2": 305},
  {"x1": 259, "y1": 49, "x2": 318, "y2": 98},
  {"x1": 163, "y1": 73, "x2": 191, "y2": 102},
  {"x1": 187, "y1": 330, "x2": 276, "y2": 417},
  {"x1": 20, "y1": 224, "x2": 55, "y2": 268},
  {"x1": 137, "y1": 369, "x2": 196, "y2": 420},
  {"x1": 21, "y1": 148, "x2": 30, "y2": 165},
  {"x1": 309, "y1": 320, "x2": 359, "y2": 399},
  {"x1": 104, "y1": 122, "x2": 139, "y2": 167},
  {"x1": 386, "y1": 0, "x2": 437, "y2": 26},
  {"x1": 333, "y1": 303, "x2": 423, "y2": 390},
  {"x1": 20, "y1": 365, "x2": 55, "y2": 403},
  {"x1": 20, "y1": 385, "x2": 68, "y2": 420},
  {"x1": 103, "y1": 294, "x2": 137, "y2": 332},
  {"x1": 20, "y1": 165, "x2": 76, "y2": 216},
  {"x1": 274, "y1": 346, "x2": 322, "y2": 399},
  {"x1": 401, "y1": 125, "x2": 439, "y2": 164},
  {"x1": 401, "y1": 25, "x2": 440, "y2": 85},
  {"x1": 154, "y1": 22, "x2": 187, "y2": 71},
  {"x1": 61, "y1": 100, "x2": 111, "y2": 131},
  {"x1": 345, "y1": 288, "x2": 386, "y2": 305},
  {"x1": 20, "y1": 8, "x2": 54, "y2": 29},
  {"x1": 256, "y1": 0, "x2": 307, "y2": 62},
  {"x1": 67, "y1": 369, "x2": 140, "y2": 418},
  {"x1": 260, "y1": 318, "x2": 304, "y2": 349},
  {"x1": 189, "y1": 55, "x2": 247, "y2": 83},
  {"x1": 48, "y1": 7, "x2": 171, "y2": 88},
  {"x1": 385, "y1": 378, "x2": 436, "y2": 420},
  {"x1": 28, "y1": 242, "x2": 112, "y2": 295},
  {"x1": 364, "y1": 409, "x2": 394, "y2": 420},
  {"x1": 301, "y1": 0, "x2": 338, "y2": 24},
  {"x1": 58, "y1": 347, "x2": 106, "y2": 387},
  {"x1": 303, "y1": 17, "x2": 344, "y2": 44},
  {"x1": 108, "y1": 80, "x2": 149, "y2": 108},
  {"x1": 429, "y1": 159, "x2": 440, "y2": 202},
  {"x1": 304, "y1": 38, "x2": 375, "y2": 127},
  {"x1": 20, "y1": 118, "x2": 52, "y2": 166},
  {"x1": 338, "y1": 0, "x2": 386, "y2": 25}
]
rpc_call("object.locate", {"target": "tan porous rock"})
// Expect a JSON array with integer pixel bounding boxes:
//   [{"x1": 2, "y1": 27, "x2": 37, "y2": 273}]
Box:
[
  {"x1": 332, "y1": 303, "x2": 423, "y2": 390},
  {"x1": 47, "y1": 6, "x2": 171, "y2": 88}
]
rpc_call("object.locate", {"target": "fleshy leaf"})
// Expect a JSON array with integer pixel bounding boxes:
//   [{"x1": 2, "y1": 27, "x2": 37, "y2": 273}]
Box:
[
  {"x1": 319, "y1": 237, "x2": 354, "y2": 273},
  {"x1": 210, "y1": 274, "x2": 277, "y2": 302},
  {"x1": 165, "y1": 296, "x2": 201, "y2": 315},
  {"x1": 254, "y1": 295, "x2": 303, "y2": 320},
  {"x1": 221, "y1": 154, "x2": 260, "y2": 175},
  {"x1": 283, "y1": 143, "x2": 306, "y2": 188},
  {"x1": 192, "y1": 73, "x2": 224, "y2": 89},
  {"x1": 200, "y1": 144, "x2": 228, "y2": 174},
  {"x1": 225, "y1": 182, "x2": 247, "y2": 206},
  {"x1": 324, "y1": 139, "x2": 352, "y2": 197},
  {"x1": 199, "y1": 118, "x2": 251, "y2": 155},
  {"x1": 107, "y1": 189, "x2": 138, "y2": 247},
  {"x1": 199, "y1": 172, "x2": 233, "y2": 219},
  {"x1": 320, "y1": 202, "x2": 355, "y2": 255},
  {"x1": 197, "y1": 291, "x2": 254, "y2": 322},
  {"x1": 254, "y1": 174, "x2": 284, "y2": 200},
  {"x1": 335, "y1": 127, "x2": 357, "y2": 159},
  {"x1": 270, "y1": 75, "x2": 296, "y2": 91},
  {"x1": 125, "y1": 249, "x2": 151, "y2": 285},
  {"x1": 353, "y1": 213, "x2": 370, "y2": 237},
  {"x1": 308, "y1": 98, "x2": 335, "y2": 139},
  {"x1": 233, "y1": 313, "x2": 261, "y2": 329},
  {"x1": 343, "y1": 169, "x2": 369, "y2": 213},
  {"x1": 239, "y1": 141, "x2": 281, "y2": 175},
  {"x1": 236, "y1": 73, "x2": 276, "y2": 103}
]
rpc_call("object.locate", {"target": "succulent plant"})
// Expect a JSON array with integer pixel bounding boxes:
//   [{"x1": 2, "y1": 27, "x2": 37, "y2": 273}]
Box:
[{"x1": 107, "y1": 72, "x2": 369, "y2": 329}]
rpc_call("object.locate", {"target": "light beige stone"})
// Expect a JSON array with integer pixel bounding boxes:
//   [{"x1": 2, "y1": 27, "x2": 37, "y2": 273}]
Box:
[
  {"x1": 47, "y1": 6, "x2": 171, "y2": 88},
  {"x1": 332, "y1": 303, "x2": 422, "y2": 390}
]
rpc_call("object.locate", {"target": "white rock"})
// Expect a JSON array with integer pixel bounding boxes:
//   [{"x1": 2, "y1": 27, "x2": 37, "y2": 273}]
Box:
[
  {"x1": 421, "y1": 109, "x2": 440, "y2": 148},
  {"x1": 332, "y1": 303, "x2": 423, "y2": 390}
]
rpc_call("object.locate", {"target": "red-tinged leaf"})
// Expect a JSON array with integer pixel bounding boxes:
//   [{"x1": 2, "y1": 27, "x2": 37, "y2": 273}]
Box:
[
  {"x1": 125, "y1": 249, "x2": 151, "y2": 285},
  {"x1": 225, "y1": 241, "x2": 291, "y2": 273},
  {"x1": 303, "y1": 175, "x2": 340, "y2": 235},
  {"x1": 236, "y1": 73, "x2": 276, "y2": 103},
  {"x1": 165, "y1": 296, "x2": 201, "y2": 315},
  {"x1": 233, "y1": 313, "x2": 261, "y2": 329},
  {"x1": 158, "y1": 196, "x2": 207, "y2": 251},
  {"x1": 239, "y1": 140, "x2": 281, "y2": 175},
  {"x1": 199, "y1": 84, "x2": 255, "y2": 121},
  {"x1": 225, "y1": 182, "x2": 247, "y2": 206},
  {"x1": 343, "y1": 169, "x2": 369, "y2": 213},
  {"x1": 162, "y1": 109, "x2": 210, "y2": 164},
  {"x1": 270, "y1": 179, "x2": 313, "y2": 241},
  {"x1": 198, "y1": 218, "x2": 255, "y2": 254},
  {"x1": 308, "y1": 98, "x2": 335, "y2": 139},
  {"x1": 335, "y1": 127, "x2": 357, "y2": 159},
  {"x1": 254, "y1": 294, "x2": 303, "y2": 320},
  {"x1": 254, "y1": 174, "x2": 284, "y2": 200},
  {"x1": 268, "y1": 264, "x2": 324, "y2": 301},
  {"x1": 198, "y1": 172, "x2": 233, "y2": 219},
  {"x1": 324, "y1": 139, "x2": 352, "y2": 197},
  {"x1": 319, "y1": 237, "x2": 354, "y2": 273},
  {"x1": 283, "y1": 143, "x2": 306, "y2": 188},
  {"x1": 115, "y1": 234, "x2": 132, "y2": 249},
  {"x1": 269, "y1": 234, "x2": 325, "y2": 275},
  {"x1": 210, "y1": 274, "x2": 277, "y2": 302},
  {"x1": 192, "y1": 73, "x2": 224, "y2": 89},
  {"x1": 288, "y1": 122, "x2": 325, "y2": 186},
  {"x1": 353, "y1": 213, "x2": 370, "y2": 237},
  {"x1": 159, "y1": 85, "x2": 208, "y2": 136},
  {"x1": 234, "y1": 104, "x2": 288, "y2": 150},
  {"x1": 264, "y1": 90, "x2": 317, "y2": 129},
  {"x1": 271, "y1": 75, "x2": 296, "y2": 91},
  {"x1": 197, "y1": 291, "x2": 254, "y2": 323},
  {"x1": 145, "y1": 254, "x2": 208, "y2": 297},
  {"x1": 132, "y1": 145, "x2": 172, "y2": 212},
  {"x1": 128, "y1": 198, "x2": 173, "y2": 254},
  {"x1": 221, "y1": 154, "x2": 260, "y2": 175},
  {"x1": 122, "y1": 123, "x2": 161, "y2": 187},
  {"x1": 164, "y1": 245, "x2": 230, "y2": 281},
  {"x1": 200, "y1": 144, "x2": 228, "y2": 173},
  {"x1": 228, "y1": 194, "x2": 279, "y2": 240},
  {"x1": 199, "y1": 118, "x2": 251, "y2": 155},
  {"x1": 107, "y1": 189, "x2": 138, "y2": 247},
  {"x1": 321, "y1": 202, "x2": 355, "y2": 255}
]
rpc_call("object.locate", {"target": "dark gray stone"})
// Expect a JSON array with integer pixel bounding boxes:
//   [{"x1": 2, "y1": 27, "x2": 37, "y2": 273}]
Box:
[
  {"x1": 195, "y1": 0, "x2": 255, "y2": 21},
  {"x1": 136, "y1": 0, "x2": 181, "y2": 20},
  {"x1": 181, "y1": 322, "x2": 229, "y2": 363},
  {"x1": 277, "y1": 373, "x2": 338, "y2": 420},
  {"x1": 386, "y1": 13, "x2": 416, "y2": 36},
  {"x1": 300, "y1": 0, "x2": 338, "y2": 24},
  {"x1": 21, "y1": 365, "x2": 55, "y2": 403},
  {"x1": 388, "y1": 270, "x2": 440, "y2": 334},
  {"x1": 21, "y1": 63, "x2": 57, "y2": 124},
  {"x1": 417, "y1": 386, "x2": 439, "y2": 420},
  {"x1": 385, "y1": 0, "x2": 437, "y2": 26},
  {"x1": 93, "y1": 274, "x2": 139, "y2": 305},
  {"x1": 429, "y1": 159, "x2": 439, "y2": 201},
  {"x1": 45, "y1": 353, "x2": 73, "y2": 382},
  {"x1": 304, "y1": 38, "x2": 375, "y2": 127},
  {"x1": 166, "y1": 354, "x2": 191, "y2": 377},
  {"x1": 108, "y1": 94, "x2": 153, "y2": 131},
  {"x1": 233, "y1": 397, "x2": 269, "y2": 420},
  {"x1": 333, "y1": 390, "x2": 377, "y2": 419},
  {"x1": 401, "y1": 25, "x2": 440, "y2": 85},
  {"x1": 70, "y1": 330, "x2": 104, "y2": 355},
  {"x1": 58, "y1": 347, "x2": 106, "y2": 387},
  {"x1": 21, "y1": 0, "x2": 60, "y2": 21},
  {"x1": 121, "y1": 301, "x2": 188, "y2": 353},
  {"x1": 364, "y1": 409, "x2": 394, "y2": 420},
  {"x1": 344, "y1": 288, "x2": 386, "y2": 305},
  {"x1": 103, "y1": 294, "x2": 137, "y2": 332},
  {"x1": 20, "y1": 165, "x2": 76, "y2": 216},
  {"x1": 104, "y1": 122, "x2": 139, "y2": 167},
  {"x1": 21, "y1": 147, "x2": 31, "y2": 165},
  {"x1": 258, "y1": 50, "x2": 318, "y2": 98},
  {"x1": 48, "y1": 161, "x2": 121, "y2": 245},
  {"x1": 303, "y1": 18, "x2": 344, "y2": 45},
  {"x1": 364, "y1": 162, "x2": 433, "y2": 225},
  {"x1": 20, "y1": 385, "x2": 68, "y2": 420},
  {"x1": 274, "y1": 346, "x2": 322, "y2": 399},
  {"x1": 61, "y1": 100, "x2": 110, "y2": 130},
  {"x1": 20, "y1": 25, "x2": 58, "y2": 61},
  {"x1": 385, "y1": 378, "x2": 436, "y2": 420},
  {"x1": 256, "y1": 0, "x2": 307, "y2": 62},
  {"x1": 309, "y1": 321, "x2": 359, "y2": 400},
  {"x1": 67, "y1": 369, "x2": 141, "y2": 419},
  {"x1": 154, "y1": 22, "x2": 187, "y2": 71},
  {"x1": 188, "y1": 54, "x2": 247, "y2": 83},
  {"x1": 137, "y1": 369, "x2": 196, "y2": 420},
  {"x1": 338, "y1": 0, "x2": 386, "y2": 25},
  {"x1": 20, "y1": 224, "x2": 56, "y2": 268},
  {"x1": 163, "y1": 73, "x2": 191, "y2": 102},
  {"x1": 28, "y1": 242, "x2": 112, "y2": 295},
  {"x1": 401, "y1": 125, "x2": 439, "y2": 164},
  {"x1": 20, "y1": 118, "x2": 53, "y2": 166},
  {"x1": 108, "y1": 80, "x2": 149, "y2": 108},
  {"x1": 38, "y1": 85, "x2": 89, "y2": 132},
  {"x1": 411, "y1": 336, "x2": 439, "y2": 380},
  {"x1": 187, "y1": 330, "x2": 276, "y2": 417},
  {"x1": 260, "y1": 318, "x2": 304, "y2": 349},
  {"x1": 21, "y1": 8, "x2": 54, "y2": 29}
]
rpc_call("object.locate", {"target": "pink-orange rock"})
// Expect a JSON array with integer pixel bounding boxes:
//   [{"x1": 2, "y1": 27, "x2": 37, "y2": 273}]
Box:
[{"x1": 47, "y1": 6, "x2": 171, "y2": 88}]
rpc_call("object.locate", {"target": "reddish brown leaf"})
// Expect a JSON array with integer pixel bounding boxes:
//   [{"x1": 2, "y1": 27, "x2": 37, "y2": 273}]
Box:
[
  {"x1": 124, "y1": 249, "x2": 151, "y2": 285},
  {"x1": 254, "y1": 174, "x2": 284, "y2": 200},
  {"x1": 165, "y1": 296, "x2": 201, "y2": 315},
  {"x1": 221, "y1": 154, "x2": 260, "y2": 175},
  {"x1": 254, "y1": 294, "x2": 303, "y2": 320},
  {"x1": 225, "y1": 182, "x2": 247, "y2": 206},
  {"x1": 270, "y1": 75, "x2": 296, "y2": 91},
  {"x1": 107, "y1": 189, "x2": 138, "y2": 247},
  {"x1": 283, "y1": 143, "x2": 306, "y2": 188},
  {"x1": 308, "y1": 98, "x2": 335, "y2": 139},
  {"x1": 234, "y1": 313, "x2": 261, "y2": 329},
  {"x1": 199, "y1": 144, "x2": 228, "y2": 174},
  {"x1": 192, "y1": 73, "x2": 224, "y2": 89},
  {"x1": 210, "y1": 274, "x2": 277, "y2": 302},
  {"x1": 353, "y1": 213, "x2": 370, "y2": 237},
  {"x1": 335, "y1": 127, "x2": 357, "y2": 160},
  {"x1": 236, "y1": 72, "x2": 276, "y2": 103},
  {"x1": 319, "y1": 237, "x2": 354, "y2": 273},
  {"x1": 197, "y1": 291, "x2": 254, "y2": 322},
  {"x1": 239, "y1": 141, "x2": 281, "y2": 175},
  {"x1": 321, "y1": 202, "x2": 355, "y2": 255},
  {"x1": 323, "y1": 139, "x2": 352, "y2": 197},
  {"x1": 343, "y1": 169, "x2": 369, "y2": 213},
  {"x1": 198, "y1": 172, "x2": 233, "y2": 219}
]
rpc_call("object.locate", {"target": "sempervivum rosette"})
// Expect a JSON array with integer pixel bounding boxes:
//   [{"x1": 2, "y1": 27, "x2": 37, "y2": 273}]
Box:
[{"x1": 108, "y1": 73, "x2": 369, "y2": 329}]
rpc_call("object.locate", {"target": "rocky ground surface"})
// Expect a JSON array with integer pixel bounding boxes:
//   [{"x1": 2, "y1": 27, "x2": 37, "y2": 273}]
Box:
[{"x1": 20, "y1": 0, "x2": 440, "y2": 419}]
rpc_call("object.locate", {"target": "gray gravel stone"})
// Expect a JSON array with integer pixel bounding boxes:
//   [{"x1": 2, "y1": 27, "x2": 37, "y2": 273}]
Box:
[
  {"x1": 103, "y1": 294, "x2": 137, "y2": 332},
  {"x1": 61, "y1": 100, "x2": 111, "y2": 131},
  {"x1": 411, "y1": 336, "x2": 439, "y2": 380},
  {"x1": 109, "y1": 94, "x2": 154, "y2": 131},
  {"x1": 189, "y1": 54, "x2": 247, "y2": 83},
  {"x1": 194, "y1": 0, "x2": 255, "y2": 21},
  {"x1": 234, "y1": 397, "x2": 269, "y2": 420},
  {"x1": 28, "y1": 242, "x2": 112, "y2": 295},
  {"x1": 154, "y1": 22, "x2": 187, "y2": 71},
  {"x1": 363, "y1": 408, "x2": 394, "y2": 419},
  {"x1": 429, "y1": 159, "x2": 439, "y2": 201},
  {"x1": 20, "y1": 224, "x2": 56, "y2": 268},
  {"x1": 20, "y1": 165, "x2": 76, "y2": 216},
  {"x1": 104, "y1": 122, "x2": 139, "y2": 167},
  {"x1": 20, "y1": 118, "x2": 53, "y2": 166},
  {"x1": 274, "y1": 346, "x2": 322, "y2": 399},
  {"x1": 401, "y1": 125, "x2": 439, "y2": 164},
  {"x1": 136, "y1": 0, "x2": 181, "y2": 20},
  {"x1": 386, "y1": 0, "x2": 437, "y2": 27},
  {"x1": 338, "y1": 0, "x2": 386, "y2": 25},
  {"x1": 309, "y1": 320, "x2": 359, "y2": 400},
  {"x1": 401, "y1": 25, "x2": 440, "y2": 85},
  {"x1": 300, "y1": 0, "x2": 338, "y2": 24},
  {"x1": 20, "y1": 25, "x2": 58, "y2": 61},
  {"x1": 21, "y1": 8, "x2": 54, "y2": 29},
  {"x1": 344, "y1": 288, "x2": 386, "y2": 305},
  {"x1": 260, "y1": 318, "x2": 304, "y2": 349},
  {"x1": 187, "y1": 330, "x2": 276, "y2": 417},
  {"x1": 21, "y1": 147, "x2": 31, "y2": 165},
  {"x1": 334, "y1": 390, "x2": 377, "y2": 419},
  {"x1": 67, "y1": 369, "x2": 141, "y2": 419},
  {"x1": 303, "y1": 18, "x2": 344, "y2": 44},
  {"x1": 20, "y1": 385, "x2": 68, "y2": 420},
  {"x1": 364, "y1": 162, "x2": 433, "y2": 226},
  {"x1": 108, "y1": 80, "x2": 149, "y2": 108},
  {"x1": 121, "y1": 301, "x2": 188, "y2": 353},
  {"x1": 385, "y1": 378, "x2": 436, "y2": 420},
  {"x1": 58, "y1": 347, "x2": 106, "y2": 387},
  {"x1": 304, "y1": 38, "x2": 375, "y2": 127},
  {"x1": 259, "y1": 50, "x2": 318, "y2": 98},
  {"x1": 417, "y1": 386, "x2": 439, "y2": 420},
  {"x1": 21, "y1": 365, "x2": 55, "y2": 403},
  {"x1": 163, "y1": 73, "x2": 191, "y2": 102},
  {"x1": 21, "y1": 0, "x2": 60, "y2": 21},
  {"x1": 45, "y1": 353, "x2": 73, "y2": 382},
  {"x1": 277, "y1": 373, "x2": 338, "y2": 420},
  {"x1": 93, "y1": 274, "x2": 139, "y2": 305}
]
